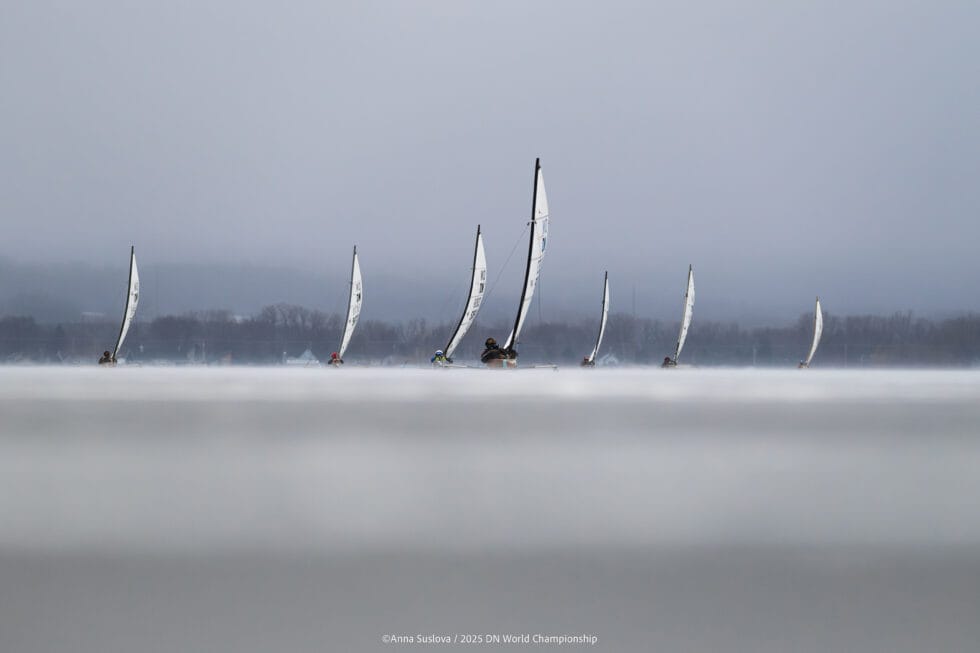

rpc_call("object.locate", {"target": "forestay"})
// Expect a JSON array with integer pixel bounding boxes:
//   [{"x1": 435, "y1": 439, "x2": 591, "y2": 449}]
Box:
[
  {"x1": 805, "y1": 297, "x2": 823, "y2": 366},
  {"x1": 338, "y1": 247, "x2": 362, "y2": 359},
  {"x1": 113, "y1": 246, "x2": 140, "y2": 359},
  {"x1": 445, "y1": 226, "x2": 488, "y2": 359},
  {"x1": 586, "y1": 272, "x2": 610, "y2": 364},
  {"x1": 504, "y1": 158, "x2": 550, "y2": 350},
  {"x1": 672, "y1": 265, "x2": 695, "y2": 363}
]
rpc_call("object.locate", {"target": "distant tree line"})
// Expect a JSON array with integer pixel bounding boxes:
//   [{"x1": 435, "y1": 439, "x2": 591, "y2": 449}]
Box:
[{"x1": 1, "y1": 304, "x2": 979, "y2": 366}]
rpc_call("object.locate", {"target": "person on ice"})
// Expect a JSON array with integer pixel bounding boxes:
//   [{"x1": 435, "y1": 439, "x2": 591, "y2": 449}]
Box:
[
  {"x1": 480, "y1": 337, "x2": 516, "y2": 365},
  {"x1": 98, "y1": 350, "x2": 115, "y2": 365},
  {"x1": 431, "y1": 349, "x2": 450, "y2": 366},
  {"x1": 327, "y1": 352, "x2": 344, "y2": 366},
  {"x1": 662, "y1": 356, "x2": 676, "y2": 368},
  {"x1": 581, "y1": 357, "x2": 595, "y2": 367}
]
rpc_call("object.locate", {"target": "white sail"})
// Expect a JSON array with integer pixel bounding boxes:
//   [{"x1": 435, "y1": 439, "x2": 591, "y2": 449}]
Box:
[
  {"x1": 672, "y1": 265, "x2": 695, "y2": 363},
  {"x1": 804, "y1": 296, "x2": 823, "y2": 366},
  {"x1": 504, "y1": 158, "x2": 549, "y2": 350},
  {"x1": 445, "y1": 226, "x2": 488, "y2": 360},
  {"x1": 112, "y1": 246, "x2": 140, "y2": 358},
  {"x1": 338, "y1": 247, "x2": 362, "y2": 359},
  {"x1": 587, "y1": 272, "x2": 610, "y2": 364}
]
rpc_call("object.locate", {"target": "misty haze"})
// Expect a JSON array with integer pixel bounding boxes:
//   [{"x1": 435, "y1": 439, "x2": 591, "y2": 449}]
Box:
[{"x1": 2, "y1": 1, "x2": 979, "y2": 325}]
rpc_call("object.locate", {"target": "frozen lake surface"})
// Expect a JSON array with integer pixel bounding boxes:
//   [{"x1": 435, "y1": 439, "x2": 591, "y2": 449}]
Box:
[{"x1": 1, "y1": 367, "x2": 979, "y2": 652}]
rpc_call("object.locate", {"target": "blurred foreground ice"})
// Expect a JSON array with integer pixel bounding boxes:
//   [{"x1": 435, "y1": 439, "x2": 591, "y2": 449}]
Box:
[
  {"x1": 2, "y1": 367, "x2": 978, "y2": 553},
  {"x1": 1, "y1": 367, "x2": 978, "y2": 652}
]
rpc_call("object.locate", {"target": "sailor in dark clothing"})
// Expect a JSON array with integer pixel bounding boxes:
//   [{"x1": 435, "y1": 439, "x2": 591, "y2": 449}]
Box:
[
  {"x1": 98, "y1": 350, "x2": 115, "y2": 365},
  {"x1": 327, "y1": 351, "x2": 344, "y2": 366},
  {"x1": 581, "y1": 357, "x2": 595, "y2": 367},
  {"x1": 480, "y1": 337, "x2": 516, "y2": 365},
  {"x1": 480, "y1": 338, "x2": 502, "y2": 364},
  {"x1": 662, "y1": 356, "x2": 676, "y2": 368}
]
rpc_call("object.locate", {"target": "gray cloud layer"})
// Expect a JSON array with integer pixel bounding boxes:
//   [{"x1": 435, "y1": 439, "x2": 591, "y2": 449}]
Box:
[{"x1": 2, "y1": 1, "x2": 978, "y2": 322}]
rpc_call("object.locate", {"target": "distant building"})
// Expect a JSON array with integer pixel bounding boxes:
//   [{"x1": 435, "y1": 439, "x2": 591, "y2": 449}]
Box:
[{"x1": 284, "y1": 348, "x2": 320, "y2": 366}]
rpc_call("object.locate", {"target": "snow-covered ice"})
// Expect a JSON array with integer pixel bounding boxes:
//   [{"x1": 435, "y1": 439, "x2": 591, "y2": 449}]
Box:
[{"x1": 1, "y1": 367, "x2": 978, "y2": 652}]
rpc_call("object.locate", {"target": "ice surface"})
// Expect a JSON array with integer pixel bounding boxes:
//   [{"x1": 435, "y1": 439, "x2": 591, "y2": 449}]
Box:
[{"x1": 1, "y1": 367, "x2": 979, "y2": 652}]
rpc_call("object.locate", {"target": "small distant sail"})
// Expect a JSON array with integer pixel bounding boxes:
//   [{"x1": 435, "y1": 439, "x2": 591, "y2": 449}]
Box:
[
  {"x1": 445, "y1": 226, "x2": 488, "y2": 360},
  {"x1": 672, "y1": 265, "x2": 695, "y2": 363},
  {"x1": 504, "y1": 158, "x2": 550, "y2": 350},
  {"x1": 112, "y1": 246, "x2": 140, "y2": 359},
  {"x1": 586, "y1": 272, "x2": 610, "y2": 365},
  {"x1": 803, "y1": 297, "x2": 823, "y2": 367},
  {"x1": 338, "y1": 247, "x2": 362, "y2": 359}
]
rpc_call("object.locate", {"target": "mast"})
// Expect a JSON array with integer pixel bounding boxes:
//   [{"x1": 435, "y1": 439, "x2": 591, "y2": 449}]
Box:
[
  {"x1": 113, "y1": 246, "x2": 139, "y2": 358},
  {"x1": 504, "y1": 157, "x2": 548, "y2": 350},
  {"x1": 672, "y1": 264, "x2": 695, "y2": 363},
  {"x1": 510, "y1": 158, "x2": 538, "y2": 348},
  {"x1": 445, "y1": 225, "x2": 486, "y2": 359},
  {"x1": 587, "y1": 271, "x2": 610, "y2": 364},
  {"x1": 805, "y1": 296, "x2": 823, "y2": 366},
  {"x1": 338, "y1": 246, "x2": 361, "y2": 359}
]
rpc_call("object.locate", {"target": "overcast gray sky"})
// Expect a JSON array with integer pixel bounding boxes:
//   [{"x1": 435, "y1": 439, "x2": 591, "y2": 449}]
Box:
[{"x1": 1, "y1": 0, "x2": 978, "y2": 323}]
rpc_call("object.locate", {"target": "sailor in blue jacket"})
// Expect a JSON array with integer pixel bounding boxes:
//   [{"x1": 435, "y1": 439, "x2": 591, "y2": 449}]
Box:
[{"x1": 431, "y1": 349, "x2": 450, "y2": 365}]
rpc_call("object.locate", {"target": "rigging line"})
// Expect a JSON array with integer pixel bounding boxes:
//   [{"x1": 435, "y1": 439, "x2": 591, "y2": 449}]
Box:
[
  {"x1": 437, "y1": 279, "x2": 465, "y2": 323},
  {"x1": 441, "y1": 252, "x2": 483, "y2": 320},
  {"x1": 482, "y1": 222, "x2": 530, "y2": 307}
]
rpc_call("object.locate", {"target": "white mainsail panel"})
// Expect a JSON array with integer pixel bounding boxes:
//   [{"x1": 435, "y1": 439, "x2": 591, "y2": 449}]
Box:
[
  {"x1": 338, "y1": 247, "x2": 362, "y2": 359},
  {"x1": 113, "y1": 246, "x2": 140, "y2": 358},
  {"x1": 587, "y1": 272, "x2": 610, "y2": 364},
  {"x1": 504, "y1": 159, "x2": 550, "y2": 350},
  {"x1": 445, "y1": 227, "x2": 488, "y2": 359},
  {"x1": 805, "y1": 297, "x2": 823, "y2": 366},
  {"x1": 672, "y1": 265, "x2": 695, "y2": 363}
]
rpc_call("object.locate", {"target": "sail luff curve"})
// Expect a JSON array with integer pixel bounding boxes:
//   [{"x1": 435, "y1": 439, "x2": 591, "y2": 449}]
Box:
[
  {"x1": 672, "y1": 265, "x2": 695, "y2": 363},
  {"x1": 805, "y1": 296, "x2": 823, "y2": 366},
  {"x1": 338, "y1": 246, "x2": 362, "y2": 359},
  {"x1": 445, "y1": 226, "x2": 487, "y2": 359},
  {"x1": 587, "y1": 272, "x2": 609, "y2": 364},
  {"x1": 112, "y1": 246, "x2": 140, "y2": 358},
  {"x1": 504, "y1": 158, "x2": 549, "y2": 350}
]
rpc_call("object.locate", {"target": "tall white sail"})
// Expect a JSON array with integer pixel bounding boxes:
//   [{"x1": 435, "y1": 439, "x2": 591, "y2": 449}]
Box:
[
  {"x1": 112, "y1": 246, "x2": 140, "y2": 359},
  {"x1": 504, "y1": 158, "x2": 549, "y2": 350},
  {"x1": 445, "y1": 226, "x2": 487, "y2": 360},
  {"x1": 804, "y1": 296, "x2": 823, "y2": 366},
  {"x1": 338, "y1": 247, "x2": 362, "y2": 359},
  {"x1": 586, "y1": 272, "x2": 610, "y2": 364},
  {"x1": 672, "y1": 265, "x2": 695, "y2": 363}
]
